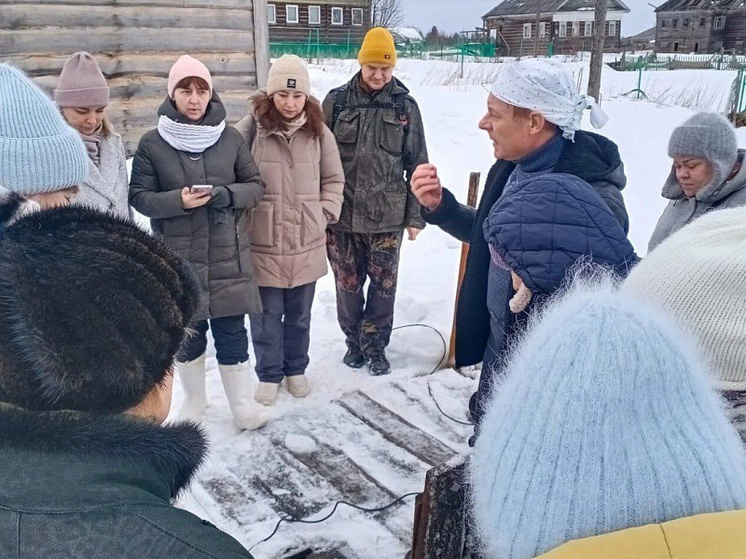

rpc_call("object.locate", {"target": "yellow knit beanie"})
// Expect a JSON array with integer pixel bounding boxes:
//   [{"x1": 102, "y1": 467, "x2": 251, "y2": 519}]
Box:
[{"x1": 358, "y1": 27, "x2": 397, "y2": 67}]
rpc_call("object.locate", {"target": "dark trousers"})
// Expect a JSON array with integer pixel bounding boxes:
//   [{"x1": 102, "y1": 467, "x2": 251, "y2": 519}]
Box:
[
  {"x1": 327, "y1": 229, "x2": 403, "y2": 355},
  {"x1": 177, "y1": 314, "x2": 249, "y2": 366},
  {"x1": 249, "y1": 282, "x2": 316, "y2": 384}
]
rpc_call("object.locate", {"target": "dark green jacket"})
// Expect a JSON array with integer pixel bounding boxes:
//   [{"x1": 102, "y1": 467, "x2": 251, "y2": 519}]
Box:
[
  {"x1": 322, "y1": 73, "x2": 428, "y2": 233},
  {"x1": 0, "y1": 408, "x2": 253, "y2": 559}
]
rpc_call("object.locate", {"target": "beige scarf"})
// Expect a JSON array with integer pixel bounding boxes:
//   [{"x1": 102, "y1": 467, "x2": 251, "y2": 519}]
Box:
[{"x1": 282, "y1": 112, "x2": 307, "y2": 140}]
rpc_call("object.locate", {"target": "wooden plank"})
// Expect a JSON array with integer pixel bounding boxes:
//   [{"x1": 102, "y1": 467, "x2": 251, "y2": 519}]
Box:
[
  {"x1": 2, "y1": 28, "x2": 255, "y2": 55},
  {"x1": 33, "y1": 74, "x2": 257, "y2": 101},
  {"x1": 0, "y1": 4, "x2": 253, "y2": 31},
  {"x1": 335, "y1": 391, "x2": 456, "y2": 466},
  {"x1": 253, "y1": 0, "x2": 270, "y2": 88},
  {"x1": 5, "y1": 52, "x2": 257, "y2": 79},
  {"x1": 0, "y1": 0, "x2": 256, "y2": 7}
]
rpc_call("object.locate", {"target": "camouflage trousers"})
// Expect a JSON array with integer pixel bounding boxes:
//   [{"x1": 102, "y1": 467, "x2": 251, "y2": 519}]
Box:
[{"x1": 327, "y1": 229, "x2": 403, "y2": 354}]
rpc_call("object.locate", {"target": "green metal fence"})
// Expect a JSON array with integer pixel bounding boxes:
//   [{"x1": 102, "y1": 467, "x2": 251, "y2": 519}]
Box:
[{"x1": 611, "y1": 53, "x2": 746, "y2": 72}]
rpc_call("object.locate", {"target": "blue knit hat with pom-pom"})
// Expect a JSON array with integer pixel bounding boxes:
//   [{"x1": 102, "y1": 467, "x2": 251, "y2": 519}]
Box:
[
  {"x1": 470, "y1": 283, "x2": 746, "y2": 559},
  {"x1": 0, "y1": 63, "x2": 88, "y2": 195}
]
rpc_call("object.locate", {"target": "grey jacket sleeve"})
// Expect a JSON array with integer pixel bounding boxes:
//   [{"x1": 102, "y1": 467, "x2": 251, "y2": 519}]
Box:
[
  {"x1": 225, "y1": 139, "x2": 265, "y2": 211},
  {"x1": 403, "y1": 98, "x2": 428, "y2": 229},
  {"x1": 128, "y1": 139, "x2": 191, "y2": 220}
]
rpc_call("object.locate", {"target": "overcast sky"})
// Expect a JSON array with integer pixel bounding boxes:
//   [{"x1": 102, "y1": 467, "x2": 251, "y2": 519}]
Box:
[{"x1": 401, "y1": 0, "x2": 656, "y2": 38}]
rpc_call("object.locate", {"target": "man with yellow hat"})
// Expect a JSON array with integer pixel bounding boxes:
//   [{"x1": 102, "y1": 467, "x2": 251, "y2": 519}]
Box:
[{"x1": 323, "y1": 27, "x2": 429, "y2": 376}]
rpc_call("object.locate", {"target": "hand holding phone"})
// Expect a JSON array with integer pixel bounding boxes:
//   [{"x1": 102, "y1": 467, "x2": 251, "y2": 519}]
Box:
[{"x1": 190, "y1": 184, "x2": 213, "y2": 195}]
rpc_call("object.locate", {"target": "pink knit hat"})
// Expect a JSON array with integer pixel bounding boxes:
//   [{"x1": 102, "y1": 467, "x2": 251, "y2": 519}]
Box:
[
  {"x1": 54, "y1": 52, "x2": 110, "y2": 108},
  {"x1": 167, "y1": 55, "x2": 213, "y2": 99}
]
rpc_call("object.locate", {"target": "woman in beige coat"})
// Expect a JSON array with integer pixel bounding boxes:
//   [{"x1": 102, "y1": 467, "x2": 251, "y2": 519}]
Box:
[{"x1": 237, "y1": 55, "x2": 344, "y2": 405}]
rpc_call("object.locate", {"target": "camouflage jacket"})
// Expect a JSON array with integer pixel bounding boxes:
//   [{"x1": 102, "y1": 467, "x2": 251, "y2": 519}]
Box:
[{"x1": 322, "y1": 73, "x2": 428, "y2": 233}]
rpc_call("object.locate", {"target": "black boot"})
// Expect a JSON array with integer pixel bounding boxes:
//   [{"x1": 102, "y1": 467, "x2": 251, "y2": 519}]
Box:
[
  {"x1": 365, "y1": 349, "x2": 391, "y2": 376},
  {"x1": 343, "y1": 343, "x2": 365, "y2": 369}
]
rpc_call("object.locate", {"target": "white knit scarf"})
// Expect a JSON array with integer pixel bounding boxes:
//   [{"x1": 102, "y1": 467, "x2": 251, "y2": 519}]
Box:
[{"x1": 157, "y1": 115, "x2": 225, "y2": 153}]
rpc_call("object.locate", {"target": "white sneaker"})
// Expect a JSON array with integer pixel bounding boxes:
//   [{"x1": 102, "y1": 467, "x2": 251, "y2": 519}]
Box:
[
  {"x1": 175, "y1": 353, "x2": 207, "y2": 423},
  {"x1": 219, "y1": 362, "x2": 271, "y2": 430},
  {"x1": 254, "y1": 381, "x2": 280, "y2": 406},
  {"x1": 285, "y1": 375, "x2": 310, "y2": 398}
]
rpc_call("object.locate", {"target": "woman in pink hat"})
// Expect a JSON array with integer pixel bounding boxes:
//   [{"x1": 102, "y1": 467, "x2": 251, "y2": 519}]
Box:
[
  {"x1": 55, "y1": 51, "x2": 130, "y2": 218},
  {"x1": 129, "y1": 55, "x2": 270, "y2": 432}
]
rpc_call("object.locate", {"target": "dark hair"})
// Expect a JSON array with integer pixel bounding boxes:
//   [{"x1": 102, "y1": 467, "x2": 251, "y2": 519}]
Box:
[
  {"x1": 174, "y1": 76, "x2": 210, "y2": 92},
  {"x1": 251, "y1": 90, "x2": 325, "y2": 139}
]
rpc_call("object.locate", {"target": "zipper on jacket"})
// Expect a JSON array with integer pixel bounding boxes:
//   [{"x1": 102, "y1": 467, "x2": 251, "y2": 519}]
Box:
[{"x1": 234, "y1": 216, "x2": 243, "y2": 273}]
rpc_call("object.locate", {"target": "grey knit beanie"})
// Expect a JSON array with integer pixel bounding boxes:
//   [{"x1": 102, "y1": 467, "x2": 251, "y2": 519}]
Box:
[
  {"x1": 54, "y1": 51, "x2": 110, "y2": 108},
  {"x1": 663, "y1": 112, "x2": 738, "y2": 200}
]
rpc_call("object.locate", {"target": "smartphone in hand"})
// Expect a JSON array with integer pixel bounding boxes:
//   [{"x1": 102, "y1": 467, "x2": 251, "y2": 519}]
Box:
[{"x1": 190, "y1": 185, "x2": 213, "y2": 195}]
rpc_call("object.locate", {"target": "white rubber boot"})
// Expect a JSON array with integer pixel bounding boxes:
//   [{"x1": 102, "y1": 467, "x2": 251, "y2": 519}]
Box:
[
  {"x1": 254, "y1": 382, "x2": 280, "y2": 406},
  {"x1": 285, "y1": 375, "x2": 310, "y2": 398},
  {"x1": 219, "y1": 362, "x2": 271, "y2": 430},
  {"x1": 175, "y1": 353, "x2": 207, "y2": 423}
]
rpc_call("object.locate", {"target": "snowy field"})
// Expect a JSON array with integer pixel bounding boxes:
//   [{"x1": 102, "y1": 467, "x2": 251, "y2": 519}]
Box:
[{"x1": 138, "y1": 59, "x2": 746, "y2": 557}]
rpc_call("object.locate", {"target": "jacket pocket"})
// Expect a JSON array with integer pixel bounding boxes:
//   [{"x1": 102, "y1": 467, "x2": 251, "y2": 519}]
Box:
[
  {"x1": 250, "y1": 201, "x2": 274, "y2": 247},
  {"x1": 301, "y1": 200, "x2": 327, "y2": 246},
  {"x1": 379, "y1": 114, "x2": 403, "y2": 156},
  {"x1": 335, "y1": 112, "x2": 359, "y2": 145}
]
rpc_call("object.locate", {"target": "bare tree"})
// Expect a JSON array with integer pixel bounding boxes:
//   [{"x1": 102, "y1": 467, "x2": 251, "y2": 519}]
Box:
[
  {"x1": 371, "y1": 0, "x2": 404, "y2": 28},
  {"x1": 587, "y1": 0, "x2": 608, "y2": 101}
]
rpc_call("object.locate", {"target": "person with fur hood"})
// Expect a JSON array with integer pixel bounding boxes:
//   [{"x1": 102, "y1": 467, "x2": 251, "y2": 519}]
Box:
[
  {"x1": 55, "y1": 51, "x2": 131, "y2": 218},
  {"x1": 471, "y1": 277, "x2": 746, "y2": 558},
  {"x1": 0, "y1": 63, "x2": 89, "y2": 223},
  {"x1": 647, "y1": 112, "x2": 746, "y2": 251},
  {"x1": 129, "y1": 55, "x2": 269, "y2": 431},
  {"x1": 0, "y1": 206, "x2": 254, "y2": 558},
  {"x1": 236, "y1": 55, "x2": 344, "y2": 406}
]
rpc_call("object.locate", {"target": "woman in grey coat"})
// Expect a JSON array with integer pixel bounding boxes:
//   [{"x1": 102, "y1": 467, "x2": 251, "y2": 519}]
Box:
[
  {"x1": 55, "y1": 52, "x2": 130, "y2": 219},
  {"x1": 129, "y1": 55, "x2": 269, "y2": 431},
  {"x1": 648, "y1": 112, "x2": 746, "y2": 252}
]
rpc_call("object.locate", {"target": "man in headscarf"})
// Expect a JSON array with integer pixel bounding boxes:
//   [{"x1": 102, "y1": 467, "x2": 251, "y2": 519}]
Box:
[{"x1": 411, "y1": 59, "x2": 631, "y2": 438}]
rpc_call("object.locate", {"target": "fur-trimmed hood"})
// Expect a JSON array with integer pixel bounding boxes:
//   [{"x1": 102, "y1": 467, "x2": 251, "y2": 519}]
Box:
[{"x1": 0, "y1": 407, "x2": 207, "y2": 509}]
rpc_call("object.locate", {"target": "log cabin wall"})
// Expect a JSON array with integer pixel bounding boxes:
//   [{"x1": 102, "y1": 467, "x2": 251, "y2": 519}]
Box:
[{"x1": 0, "y1": 0, "x2": 270, "y2": 156}]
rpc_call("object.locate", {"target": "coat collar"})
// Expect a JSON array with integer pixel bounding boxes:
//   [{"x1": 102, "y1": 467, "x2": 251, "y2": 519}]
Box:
[{"x1": 0, "y1": 407, "x2": 206, "y2": 511}]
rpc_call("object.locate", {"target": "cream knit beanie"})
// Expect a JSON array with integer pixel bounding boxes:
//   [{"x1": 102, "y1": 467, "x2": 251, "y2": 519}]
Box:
[
  {"x1": 267, "y1": 55, "x2": 310, "y2": 97},
  {"x1": 622, "y1": 206, "x2": 746, "y2": 391}
]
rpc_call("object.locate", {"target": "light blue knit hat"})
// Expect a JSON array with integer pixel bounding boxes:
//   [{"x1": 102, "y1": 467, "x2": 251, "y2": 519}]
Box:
[
  {"x1": 470, "y1": 283, "x2": 746, "y2": 559},
  {"x1": 0, "y1": 63, "x2": 88, "y2": 195}
]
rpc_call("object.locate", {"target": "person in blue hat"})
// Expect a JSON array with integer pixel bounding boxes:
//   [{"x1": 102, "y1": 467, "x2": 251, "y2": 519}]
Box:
[{"x1": 0, "y1": 63, "x2": 89, "y2": 223}]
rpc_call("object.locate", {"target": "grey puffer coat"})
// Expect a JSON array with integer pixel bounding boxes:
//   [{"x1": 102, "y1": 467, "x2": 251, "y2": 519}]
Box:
[
  {"x1": 72, "y1": 132, "x2": 131, "y2": 219},
  {"x1": 129, "y1": 95, "x2": 265, "y2": 319},
  {"x1": 648, "y1": 149, "x2": 746, "y2": 252},
  {"x1": 322, "y1": 73, "x2": 428, "y2": 233}
]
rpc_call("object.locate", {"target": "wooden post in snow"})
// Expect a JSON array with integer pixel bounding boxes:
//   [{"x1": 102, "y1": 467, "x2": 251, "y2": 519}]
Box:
[
  {"x1": 587, "y1": 0, "x2": 608, "y2": 102},
  {"x1": 446, "y1": 172, "x2": 481, "y2": 369}
]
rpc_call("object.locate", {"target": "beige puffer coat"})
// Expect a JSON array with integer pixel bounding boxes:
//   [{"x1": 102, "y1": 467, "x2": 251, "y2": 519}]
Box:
[{"x1": 236, "y1": 105, "x2": 344, "y2": 289}]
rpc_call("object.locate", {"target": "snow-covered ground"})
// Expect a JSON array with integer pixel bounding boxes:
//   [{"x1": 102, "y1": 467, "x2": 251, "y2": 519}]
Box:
[{"x1": 140, "y1": 59, "x2": 746, "y2": 557}]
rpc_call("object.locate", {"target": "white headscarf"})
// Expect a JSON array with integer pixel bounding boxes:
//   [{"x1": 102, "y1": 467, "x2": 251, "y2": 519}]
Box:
[{"x1": 490, "y1": 59, "x2": 608, "y2": 142}]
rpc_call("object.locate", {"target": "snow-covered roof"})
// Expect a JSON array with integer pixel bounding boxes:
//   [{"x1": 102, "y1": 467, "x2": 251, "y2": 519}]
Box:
[
  {"x1": 391, "y1": 26, "x2": 424, "y2": 42},
  {"x1": 484, "y1": 0, "x2": 629, "y2": 18}
]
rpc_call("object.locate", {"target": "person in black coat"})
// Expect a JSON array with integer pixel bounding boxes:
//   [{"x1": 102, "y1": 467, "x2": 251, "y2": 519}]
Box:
[{"x1": 411, "y1": 59, "x2": 631, "y2": 432}]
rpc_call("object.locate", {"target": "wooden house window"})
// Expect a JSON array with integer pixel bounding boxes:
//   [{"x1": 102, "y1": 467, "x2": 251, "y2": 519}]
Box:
[
  {"x1": 673, "y1": 41, "x2": 679, "y2": 51},
  {"x1": 539, "y1": 22, "x2": 547, "y2": 38},
  {"x1": 352, "y1": 8, "x2": 363, "y2": 25},
  {"x1": 286, "y1": 5, "x2": 299, "y2": 24},
  {"x1": 714, "y1": 16, "x2": 726, "y2": 29},
  {"x1": 308, "y1": 5, "x2": 321, "y2": 25},
  {"x1": 332, "y1": 7, "x2": 343, "y2": 25},
  {"x1": 671, "y1": 18, "x2": 677, "y2": 29},
  {"x1": 267, "y1": 4, "x2": 276, "y2": 24},
  {"x1": 608, "y1": 20, "x2": 617, "y2": 36},
  {"x1": 584, "y1": 21, "x2": 592, "y2": 36},
  {"x1": 523, "y1": 22, "x2": 532, "y2": 39},
  {"x1": 559, "y1": 21, "x2": 567, "y2": 37},
  {"x1": 572, "y1": 21, "x2": 580, "y2": 36},
  {"x1": 660, "y1": 18, "x2": 667, "y2": 28},
  {"x1": 683, "y1": 17, "x2": 689, "y2": 27},
  {"x1": 699, "y1": 17, "x2": 706, "y2": 27}
]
